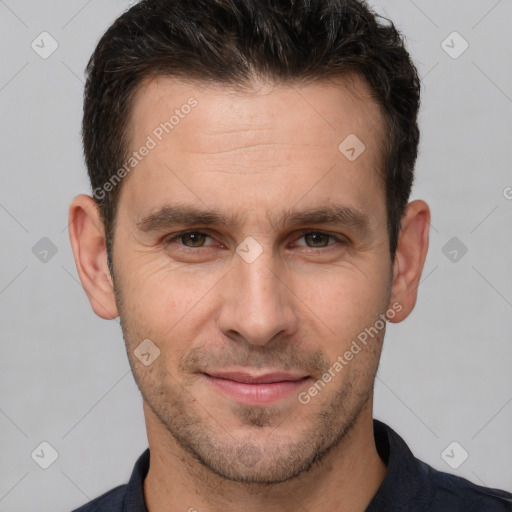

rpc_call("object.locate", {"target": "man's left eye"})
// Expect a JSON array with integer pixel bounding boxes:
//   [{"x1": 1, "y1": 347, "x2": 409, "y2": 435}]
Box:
[{"x1": 295, "y1": 232, "x2": 340, "y2": 248}]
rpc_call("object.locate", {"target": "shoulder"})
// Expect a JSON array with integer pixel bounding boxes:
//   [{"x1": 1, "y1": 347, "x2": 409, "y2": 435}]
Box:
[
  {"x1": 69, "y1": 448, "x2": 150, "y2": 512},
  {"x1": 70, "y1": 484, "x2": 127, "y2": 512},
  {"x1": 421, "y1": 459, "x2": 512, "y2": 511},
  {"x1": 371, "y1": 420, "x2": 512, "y2": 511}
]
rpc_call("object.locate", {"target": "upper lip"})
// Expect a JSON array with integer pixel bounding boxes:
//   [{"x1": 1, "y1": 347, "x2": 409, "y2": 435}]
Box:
[{"x1": 204, "y1": 369, "x2": 309, "y2": 384}]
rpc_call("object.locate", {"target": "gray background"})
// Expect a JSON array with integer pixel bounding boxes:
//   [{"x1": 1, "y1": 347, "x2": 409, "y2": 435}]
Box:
[{"x1": 1, "y1": 0, "x2": 511, "y2": 510}]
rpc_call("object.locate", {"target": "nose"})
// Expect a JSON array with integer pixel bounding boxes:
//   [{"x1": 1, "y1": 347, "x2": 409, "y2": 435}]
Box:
[{"x1": 217, "y1": 248, "x2": 298, "y2": 346}]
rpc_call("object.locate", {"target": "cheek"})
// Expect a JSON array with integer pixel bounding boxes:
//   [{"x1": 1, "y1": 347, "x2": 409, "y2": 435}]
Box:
[
  {"x1": 293, "y1": 263, "x2": 390, "y2": 347},
  {"x1": 117, "y1": 260, "x2": 223, "y2": 349}
]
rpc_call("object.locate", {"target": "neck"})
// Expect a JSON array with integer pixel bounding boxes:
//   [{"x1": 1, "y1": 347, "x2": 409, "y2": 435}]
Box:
[{"x1": 142, "y1": 400, "x2": 387, "y2": 512}]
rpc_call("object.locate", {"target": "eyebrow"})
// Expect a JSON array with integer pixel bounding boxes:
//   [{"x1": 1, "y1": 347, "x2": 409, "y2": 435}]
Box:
[{"x1": 136, "y1": 203, "x2": 372, "y2": 235}]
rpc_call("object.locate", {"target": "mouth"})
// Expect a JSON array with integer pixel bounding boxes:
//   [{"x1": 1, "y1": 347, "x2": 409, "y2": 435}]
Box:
[{"x1": 202, "y1": 369, "x2": 310, "y2": 405}]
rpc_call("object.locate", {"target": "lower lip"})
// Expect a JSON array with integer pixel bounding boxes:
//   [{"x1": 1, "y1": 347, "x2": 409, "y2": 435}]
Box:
[{"x1": 203, "y1": 374, "x2": 309, "y2": 405}]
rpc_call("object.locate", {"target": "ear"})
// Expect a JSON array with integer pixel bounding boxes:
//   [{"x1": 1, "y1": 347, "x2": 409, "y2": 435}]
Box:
[
  {"x1": 388, "y1": 199, "x2": 430, "y2": 323},
  {"x1": 68, "y1": 194, "x2": 119, "y2": 319}
]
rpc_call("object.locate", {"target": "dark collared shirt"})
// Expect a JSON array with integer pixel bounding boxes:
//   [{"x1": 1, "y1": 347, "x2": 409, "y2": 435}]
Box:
[{"x1": 71, "y1": 419, "x2": 512, "y2": 511}]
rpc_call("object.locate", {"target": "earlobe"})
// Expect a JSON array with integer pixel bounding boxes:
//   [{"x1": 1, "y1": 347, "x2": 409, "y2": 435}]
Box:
[
  {"x1": 388, "y1": 199, "x2": 430, "y2": 323},
  {"x1": 68, "y1": 194, "x2": 119, "y2": 320}
]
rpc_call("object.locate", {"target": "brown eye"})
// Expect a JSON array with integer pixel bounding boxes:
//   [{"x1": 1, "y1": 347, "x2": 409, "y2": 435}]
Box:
[
  {"x1": 180, "y1": 232, "x2": 208, "y2": 247},
  {"x1": 164, "y1": 231, "x2": 215, "y2": 249},
  {"x1": 295, "y1": 232, "x2": 339, "y2": 248},
  {"x1": 303, "y1": 232, "x2": 332, "y2": 247}
]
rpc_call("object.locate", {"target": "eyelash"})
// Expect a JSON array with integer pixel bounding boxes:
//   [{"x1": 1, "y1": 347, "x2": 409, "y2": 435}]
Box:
[{"x1": 163, "y1": 230, "x2": 346, "y2": 251}]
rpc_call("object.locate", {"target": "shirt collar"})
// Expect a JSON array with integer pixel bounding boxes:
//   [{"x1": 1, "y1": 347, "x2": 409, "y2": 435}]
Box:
[
  {"x1": 123, "y1": 447, "x2": 150, "y2": 512},
  {"x1": 366, "y1": 419, "x2": 432, "y2": 510}
]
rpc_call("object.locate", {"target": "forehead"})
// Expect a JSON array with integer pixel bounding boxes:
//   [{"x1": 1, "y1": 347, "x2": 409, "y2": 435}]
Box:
[
  {"x1": 128, "y1": 73, "x2": 385, "y2": 157},
  {"x1": 119, "y1": 73, "x2": 387, "y2": 225}
]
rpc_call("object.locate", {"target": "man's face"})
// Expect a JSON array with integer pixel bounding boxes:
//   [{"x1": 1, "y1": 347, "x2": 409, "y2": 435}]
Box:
[{"x1": 111, "y1": 75, "x2": 393, "y2": 484}]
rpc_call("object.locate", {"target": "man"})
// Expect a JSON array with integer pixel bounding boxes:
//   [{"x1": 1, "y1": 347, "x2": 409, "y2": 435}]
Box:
[{"x1": 68, "y1": 0, "x2": 512, "y2": 510}]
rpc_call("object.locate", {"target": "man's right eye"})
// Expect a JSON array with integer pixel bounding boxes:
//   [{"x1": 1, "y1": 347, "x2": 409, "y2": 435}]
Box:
[{"x1": 163, "y1": 231, "x2": 217, "y2": 249}]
